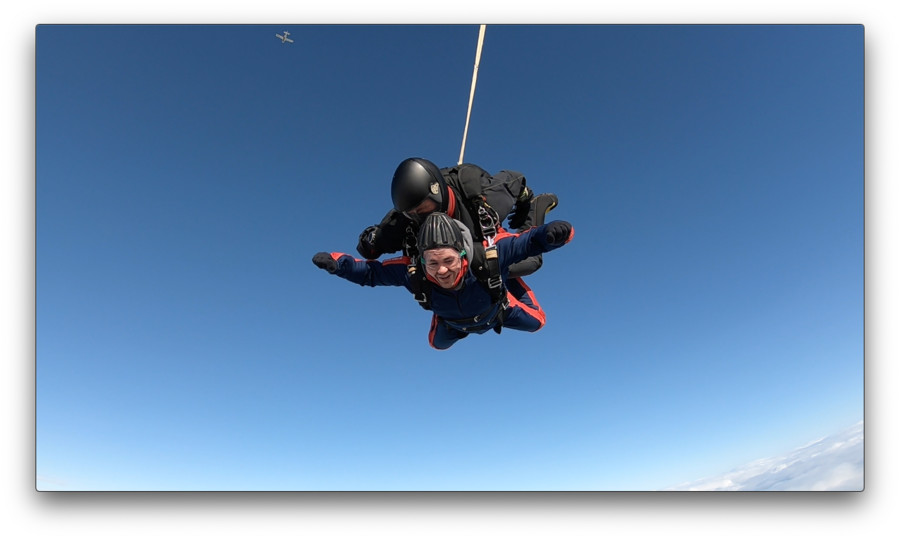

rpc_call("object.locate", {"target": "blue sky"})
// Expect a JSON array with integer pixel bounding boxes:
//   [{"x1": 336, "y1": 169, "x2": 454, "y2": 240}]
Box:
[{"x1": 35, "y1": 24, "x2": 863, "y2": 491}]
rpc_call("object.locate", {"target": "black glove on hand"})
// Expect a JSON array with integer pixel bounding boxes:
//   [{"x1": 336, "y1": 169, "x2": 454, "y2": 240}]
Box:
[
  {"x1": 544, "y1": 221, "x2": 573, "y2": 246},
  {"x1": 312, "y1": 252, "x2": 339, "y2": 273},
  {"x1": 356, "y1": 225, "x2": 380, "y2": 260}
]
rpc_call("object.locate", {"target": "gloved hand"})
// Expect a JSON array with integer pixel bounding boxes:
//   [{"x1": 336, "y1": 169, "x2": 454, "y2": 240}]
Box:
[
  {"x1": 312, "y1": 252, "x2": 338, "y2": 273},
  {"x1": 357, "y1": 210, "x2": 415, "y2": 259},
  {"x1": 356, "y1": 225, "x2": 381, "y2": 260},
  {"x1": 544, "y1": 221, "x2": 573, "y2": 246}
]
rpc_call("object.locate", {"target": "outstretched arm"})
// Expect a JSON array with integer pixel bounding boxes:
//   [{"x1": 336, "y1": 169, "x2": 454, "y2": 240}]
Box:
[
  {"x1": 496, "y1": 220, "x2": 574, "y2": 268},
  {"x1": 312, "y1": 252, "x2": 411, "y2": 289}
]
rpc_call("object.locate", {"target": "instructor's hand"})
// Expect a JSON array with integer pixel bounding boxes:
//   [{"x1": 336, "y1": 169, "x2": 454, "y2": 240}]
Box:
[{"x1": 356, "y1": 226, "x2": 381, "y2": 260}]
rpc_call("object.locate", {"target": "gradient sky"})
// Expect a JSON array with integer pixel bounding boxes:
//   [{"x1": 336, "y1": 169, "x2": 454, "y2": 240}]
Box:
[{"x1": 35, "y1": 24, "x2": 863, "y2": 491}]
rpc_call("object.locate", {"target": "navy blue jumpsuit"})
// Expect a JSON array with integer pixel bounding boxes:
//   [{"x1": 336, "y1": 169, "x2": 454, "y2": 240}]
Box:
[{"x1": 323, "y1": 222, "x2": 574, "y2": 349}]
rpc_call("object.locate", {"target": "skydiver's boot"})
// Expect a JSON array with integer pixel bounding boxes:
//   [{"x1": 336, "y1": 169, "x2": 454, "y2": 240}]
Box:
[
  {"x1": 527, "y1": 193, "x2": 559, "y2": 230},
  {"x1": 508, "y1": 193, "x2": 560, "y2": 279}
]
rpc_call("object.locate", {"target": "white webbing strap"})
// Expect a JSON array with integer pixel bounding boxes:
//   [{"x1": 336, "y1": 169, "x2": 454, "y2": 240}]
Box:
[{"x1": 458, "y1": 25, "x2": 486, "y2": 166}]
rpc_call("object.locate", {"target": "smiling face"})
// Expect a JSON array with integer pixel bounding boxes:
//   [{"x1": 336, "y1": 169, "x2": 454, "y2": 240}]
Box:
[{"x1": 422, "y1": 247, "x2": 464, "y2": 289}]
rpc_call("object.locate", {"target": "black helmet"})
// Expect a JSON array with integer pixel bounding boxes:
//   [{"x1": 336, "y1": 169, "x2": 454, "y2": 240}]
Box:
[
  {"x1": 417, "y1": 212, "x2": 466, "y2": 254},
  {"x1": 391, "y1": 158, "x2": 446, "y2": 215}
]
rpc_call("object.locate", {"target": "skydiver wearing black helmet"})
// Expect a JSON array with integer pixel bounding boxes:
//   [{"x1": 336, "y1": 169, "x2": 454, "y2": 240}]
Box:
[{"x1": 356, "y1": 157, "x2": 559, "y2": 278}]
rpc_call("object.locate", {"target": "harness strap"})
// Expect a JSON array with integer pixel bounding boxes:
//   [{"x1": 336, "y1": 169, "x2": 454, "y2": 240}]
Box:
[
  {"x1": 403, "y1": 224, "x2": 432, "y2": 310},
  {"x1": 483, "y1": 243, "x2": 503, "y2": 292},
  {"x1": 476, "y1": 201, "x2": 500, "y2": 241}
]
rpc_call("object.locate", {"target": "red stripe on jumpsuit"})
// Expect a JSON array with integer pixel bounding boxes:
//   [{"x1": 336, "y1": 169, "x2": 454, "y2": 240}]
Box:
[
  {"x1": 506, "y1": 277, "x2": 546, "y2": 328},
  {"x1": 428, "y1": 314, "x2": 440, "y2": 348},
  {"x1": 446, "y1": 188, "x2": 456, "y2": 217}
]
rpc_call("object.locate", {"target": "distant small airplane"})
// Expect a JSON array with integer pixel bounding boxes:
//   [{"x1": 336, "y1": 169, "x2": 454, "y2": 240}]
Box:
[{"x1": 276, "y1": 31, "x2": 294, "y2": 44}]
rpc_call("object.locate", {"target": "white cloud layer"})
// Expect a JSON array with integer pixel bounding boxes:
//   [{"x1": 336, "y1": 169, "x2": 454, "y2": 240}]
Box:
[{"x1": 664, "y1": 421, "x2": 864, "y2": 491}]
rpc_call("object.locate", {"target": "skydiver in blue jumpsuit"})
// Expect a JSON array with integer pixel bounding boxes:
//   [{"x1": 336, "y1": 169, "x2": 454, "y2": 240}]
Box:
[{"x1": 313, "y1": 212, "x2": 574, "y2": 350}]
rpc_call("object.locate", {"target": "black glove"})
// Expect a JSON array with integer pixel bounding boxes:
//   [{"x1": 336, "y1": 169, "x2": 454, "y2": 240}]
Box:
[
  {"x1": 544, "y1": 221, "x2": 573, "y2": 247},
  {"x1": 356, "y1": 210, "x2": 415, "y2": 259},
  {"x1": 357, "y1": 225, "x2": 381, "y2": 259},
  {"x1": 312, "y1": 252, "x2": 338, "y2": 273}
]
